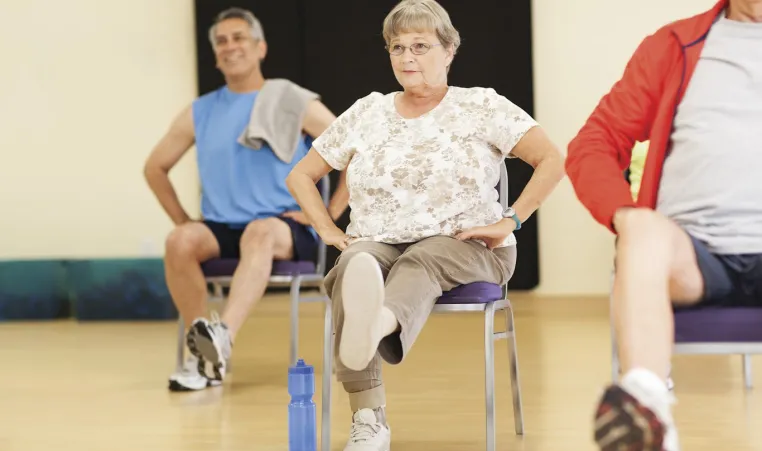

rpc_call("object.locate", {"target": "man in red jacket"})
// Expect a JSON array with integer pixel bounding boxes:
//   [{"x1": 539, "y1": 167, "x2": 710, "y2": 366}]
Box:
[{"x1": 566, "y1": 0, "x2": 762, "y2": 449}]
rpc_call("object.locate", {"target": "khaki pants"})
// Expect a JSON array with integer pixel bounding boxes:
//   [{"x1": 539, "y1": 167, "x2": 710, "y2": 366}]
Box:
[{"x1": 323, "y1": 235, "x2": 517, "y2": 412}]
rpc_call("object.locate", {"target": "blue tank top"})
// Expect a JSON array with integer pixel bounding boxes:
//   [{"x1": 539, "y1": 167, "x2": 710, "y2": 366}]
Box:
[{"x1": 192, "y1": 86, "x2": 310, "y2": 228}]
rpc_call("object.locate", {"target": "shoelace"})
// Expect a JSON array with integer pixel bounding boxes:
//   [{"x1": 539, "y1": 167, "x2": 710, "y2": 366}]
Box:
[
  {"x1": 349, "y1": 421, "x2": 383, "y2": 442},
  {"x1": 207, "y1": 311, "x2": 233, "y2": 357},
  {"x1": 209, "y1": 311, "x2": 229, "y2": 337}
]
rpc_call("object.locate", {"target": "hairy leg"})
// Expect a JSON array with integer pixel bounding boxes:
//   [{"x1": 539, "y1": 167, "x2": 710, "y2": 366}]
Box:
[
  {"x1": 612, "y1": 208, "x2": 704, "y2": 380},
  {"x1": 164, "y1": 222, "x2": 220, "y2": 329},
  {"x1": 221, "y1": 218, "x2": 295, "y2": 338}
]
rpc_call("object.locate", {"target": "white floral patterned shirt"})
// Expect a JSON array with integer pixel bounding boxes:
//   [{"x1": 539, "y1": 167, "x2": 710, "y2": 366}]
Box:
[{"x1": 312, "y1": 86, "x2": 538, "y2": 247}]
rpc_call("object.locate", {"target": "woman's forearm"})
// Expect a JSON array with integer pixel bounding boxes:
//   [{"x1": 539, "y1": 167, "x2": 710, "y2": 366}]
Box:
[
  {"x1": 511, "y1": 153, "x2": 565, "y2": 223},
  {"x1": 327, "y1": 170, "x2": 350, "y2": 221},
  {"x1": 287, "y1": 172, "x2": 342, "y2": 235}
]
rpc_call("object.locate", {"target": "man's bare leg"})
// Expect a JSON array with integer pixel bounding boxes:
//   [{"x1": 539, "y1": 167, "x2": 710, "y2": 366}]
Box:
[
  {"x1": 613, "y1": 208, "x2": 704, "y2": 380},
  {"x1": 222, "y1": 218, "x2": 295, "y2": 337},
  {"x1": 164, "y1": 222, "x2": 223, "y2": 391},
  {"x1": 596, "y1": 208, "x2": 705, "y2": 451},
  {"x1": 187, "y1": 218, "x2": 295, "y2": 381},
  {"x1": 164, "y1": 222, "x2": 221, "y2": 330}
]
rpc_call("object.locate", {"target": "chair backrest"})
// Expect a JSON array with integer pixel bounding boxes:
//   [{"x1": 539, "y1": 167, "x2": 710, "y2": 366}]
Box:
[
  {"x1": 315, "y1": 175, "x2": 330, "y2": 275},
  {"x1": 498, "y1": 161, "x2": 509, "y2": 209},
  {"x1": 498, "y1": 161, "x2": 510, "y2": 296},
  {"x1": 302, "y1": 133, "x2": 330, "y2": 274}
]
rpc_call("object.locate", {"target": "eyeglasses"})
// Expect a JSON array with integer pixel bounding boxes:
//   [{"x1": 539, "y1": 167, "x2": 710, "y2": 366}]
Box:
[{"x1": 385, "y1": 42, "x2": 442, "y2": 56}]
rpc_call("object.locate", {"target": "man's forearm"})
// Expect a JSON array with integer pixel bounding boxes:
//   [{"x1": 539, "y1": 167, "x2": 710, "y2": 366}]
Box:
[{"x1": 144, "y1": 167, "x2": 191, "y2": 226}]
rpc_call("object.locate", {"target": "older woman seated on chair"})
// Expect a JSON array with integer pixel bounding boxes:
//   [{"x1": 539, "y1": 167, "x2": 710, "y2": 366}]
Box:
[{"x1": 286, "y1": 0, "x2": 564, "y2": 448}]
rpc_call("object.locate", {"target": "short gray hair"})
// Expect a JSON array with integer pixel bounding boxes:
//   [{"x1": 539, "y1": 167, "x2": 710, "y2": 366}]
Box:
[
  {"x1": 208, "y1": 8, "x2": 265, "y2": 45},
  {"x1": 382, "y1": 0, "x2": 461, "y2": 55}
]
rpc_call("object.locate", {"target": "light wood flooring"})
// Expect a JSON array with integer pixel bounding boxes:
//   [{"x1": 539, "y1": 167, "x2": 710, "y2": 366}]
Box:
[{"x1": 1, "y1": 293, "x2": 761, "y2": 450}]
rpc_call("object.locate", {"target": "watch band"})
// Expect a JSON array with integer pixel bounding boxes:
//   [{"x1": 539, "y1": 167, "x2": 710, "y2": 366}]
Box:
[{"x1": 503, "y1": 207, "x2": 522, "y2": 230}]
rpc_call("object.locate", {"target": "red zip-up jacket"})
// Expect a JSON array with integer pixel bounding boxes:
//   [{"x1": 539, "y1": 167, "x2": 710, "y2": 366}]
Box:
[{"x1": 565, "y1": 0, "x2": 728, "y2": 233}]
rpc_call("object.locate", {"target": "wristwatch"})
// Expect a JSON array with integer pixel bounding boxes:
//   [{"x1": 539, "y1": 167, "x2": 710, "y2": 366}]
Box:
[{"x1": 502, "y1": 207, "x2": 522, "y2": 230}]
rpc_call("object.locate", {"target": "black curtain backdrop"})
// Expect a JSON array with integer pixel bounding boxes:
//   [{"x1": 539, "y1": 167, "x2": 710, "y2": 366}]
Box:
[{"x1": 193, "y1": 0, "x2": 539, "y2": 289}]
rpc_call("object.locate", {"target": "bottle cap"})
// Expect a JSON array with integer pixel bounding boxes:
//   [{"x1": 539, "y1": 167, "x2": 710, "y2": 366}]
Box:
[{"x1": 288, "y1": 358, "x2": 314, "y2": 375}]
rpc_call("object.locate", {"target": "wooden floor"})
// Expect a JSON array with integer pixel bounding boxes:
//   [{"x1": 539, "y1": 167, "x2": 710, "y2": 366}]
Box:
[{"x1": 1, "y1": 293, "x2": 761, "y2": 451}]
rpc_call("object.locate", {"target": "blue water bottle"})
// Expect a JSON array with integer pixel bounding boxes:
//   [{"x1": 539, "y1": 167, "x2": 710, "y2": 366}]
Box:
[{"x1": 288, "y1": 359, "x2": 317, "y2": 451}]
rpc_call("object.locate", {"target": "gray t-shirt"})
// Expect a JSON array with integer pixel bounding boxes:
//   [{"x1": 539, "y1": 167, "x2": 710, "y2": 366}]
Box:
[{"x1": 657, "y1": 16, "x2": 762, "y2": 255}]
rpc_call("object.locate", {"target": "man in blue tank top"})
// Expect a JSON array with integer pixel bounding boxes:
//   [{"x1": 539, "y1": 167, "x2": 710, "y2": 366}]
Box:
[{"x1": 144, "y1": 8, "x2": 348, "y2": 391}]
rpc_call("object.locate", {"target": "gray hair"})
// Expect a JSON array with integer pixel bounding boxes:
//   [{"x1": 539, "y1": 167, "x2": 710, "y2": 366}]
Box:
[
  {"x1": 208, "y1": 8, "x2": 265, "y2": 46},
  {"x1": 382, "y1": 0, "x2": 461, "y2": 55}
]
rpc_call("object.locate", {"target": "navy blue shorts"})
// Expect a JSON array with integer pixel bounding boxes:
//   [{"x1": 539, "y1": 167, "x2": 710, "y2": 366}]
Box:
[
  {"x1": 203, "y1": 217, "x2": 318, "y2": 263},
  {"x1": 689, "y1": 235, "x2": 762, "y2": 308}
]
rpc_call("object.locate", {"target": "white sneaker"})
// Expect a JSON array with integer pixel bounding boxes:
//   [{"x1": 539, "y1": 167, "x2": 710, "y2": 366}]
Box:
[
  {"x1": 594, "y1": 368, "x2": 679, "y2": 451},
  {"x1": 666, "y1": 365, "x2": 675, "y2": 391},
  {"x1": 187, "y1": 312, "x2": 233, "y2": 381},
  {"x1": 168, "y1": 354, "x2": 222, "y2": 391},
  {"x1": 340, "y1": 252, "x2": 386, "y2": 371},
  {"x1": 344, "y1": 409, "x2": 391, "y2": 451}
]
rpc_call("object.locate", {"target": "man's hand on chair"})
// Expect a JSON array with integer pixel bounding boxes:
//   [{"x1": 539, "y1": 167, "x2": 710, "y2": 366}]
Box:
[{"x1": 455, "y1": 219, "x2": 517, "y2": 250}]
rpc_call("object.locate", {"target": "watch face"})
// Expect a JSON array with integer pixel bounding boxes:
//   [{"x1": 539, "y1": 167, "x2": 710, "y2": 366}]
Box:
[{"x1": 503, "y1": 207, "x2": 515, "y2": 218}]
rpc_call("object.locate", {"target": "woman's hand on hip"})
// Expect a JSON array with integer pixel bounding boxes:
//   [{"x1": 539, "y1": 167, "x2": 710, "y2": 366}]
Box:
[{"x1": 455, "y1": 219, "x2": 517, "y2": 250}]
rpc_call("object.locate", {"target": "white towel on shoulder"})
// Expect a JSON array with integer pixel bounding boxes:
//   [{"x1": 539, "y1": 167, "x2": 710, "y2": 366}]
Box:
[{"x1": 238, "y1": 78, "x2": 320, "y2": 163}]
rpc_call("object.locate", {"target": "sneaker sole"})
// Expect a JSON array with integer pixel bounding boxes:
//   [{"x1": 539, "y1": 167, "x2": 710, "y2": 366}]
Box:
[
  {"x1": 339, "y1": 252, "x2": 385, "y2": 372},
  {"x1": 594, "y1": 385, "x2": 665, "y2": 451},
  {"x1": 187, "y1": 320, "x2": 225, "y2": 381},
  {"x1": 168, "y1": 378, "x2": 221, "y2": 392}
]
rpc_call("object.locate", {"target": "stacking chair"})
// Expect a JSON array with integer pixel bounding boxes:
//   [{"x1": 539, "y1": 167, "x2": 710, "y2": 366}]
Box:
[
  {"x1": 174, "y1": 175, "x2": 331, "y2": 372},
  {"x1": 609, "y1": 280, "x2": 762, "y2": 389},
  {"x1": 320, "y1": 162, "x2": 524, "y2": 451}
]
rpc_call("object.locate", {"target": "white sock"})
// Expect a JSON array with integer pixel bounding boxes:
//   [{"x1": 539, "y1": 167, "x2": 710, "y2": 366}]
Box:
[
  {"x1": 621, "y1": 367, "x2": 679, "y2": 450},
  {"x1": 622, "y1": 367, "x2": 669, "y2": 397},
  {"x1": 380, "y1": 307, "x2": 398, "y2": 337}
]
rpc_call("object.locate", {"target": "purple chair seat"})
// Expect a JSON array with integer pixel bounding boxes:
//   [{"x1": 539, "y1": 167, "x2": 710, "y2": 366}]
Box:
[
  {"x1": 436, "y1": 282, "x2": 503, "y2": 305},
  {"x1": 674, "y1": 307, "x2": 762, "y2": 343},
  {"x1": 201, "y1": 258, "x2": 316, "y2": 278}
]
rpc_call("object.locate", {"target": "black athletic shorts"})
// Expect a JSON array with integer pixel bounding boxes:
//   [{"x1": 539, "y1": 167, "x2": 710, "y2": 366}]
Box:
[
  {"x1": 203, "y1": 217, "x2": 318, "y2": 263},
  {"x1": 688, "y1": 235, "x2": 762, "y2": 308}
]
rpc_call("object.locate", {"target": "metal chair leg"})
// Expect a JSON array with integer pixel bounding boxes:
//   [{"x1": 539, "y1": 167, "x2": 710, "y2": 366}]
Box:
[
  {"x1": 484, "y1": 302, "x2": 496, "y2": 451},
  {"x1": 504, "y1": 304, "x2": 524, "y2": 435},
  {"x1": 212, "y1": 282, "x2": 224, "y2": 301},
  {"x1": 743, "y1": 354, "x2": 753, "y2": 389},
  {"x1": 176, "y1": 316, "x2": 185, "y2": 371},
  {"x1": 321, "y1": 297, "x2": 333, "y2": 451},
  {"x1": 289, "y1": 276, "x2": 303, "y2": 366}
]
